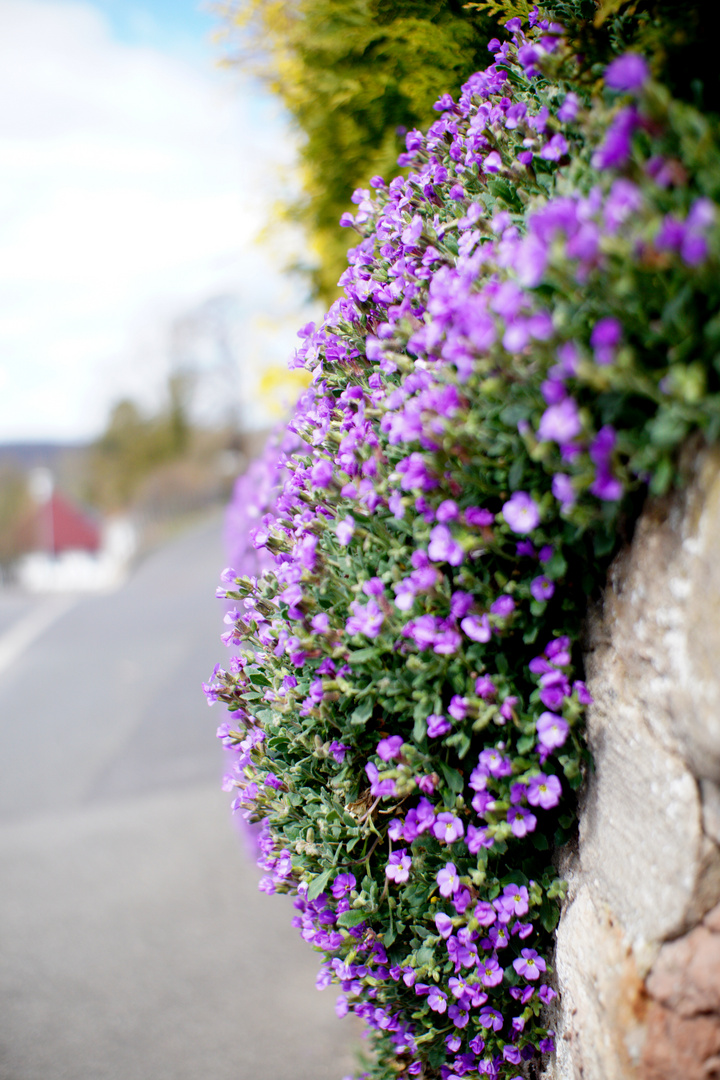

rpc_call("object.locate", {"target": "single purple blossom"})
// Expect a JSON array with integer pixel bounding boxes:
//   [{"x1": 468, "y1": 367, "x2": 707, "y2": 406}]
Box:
[
  {"x1": 427, "y1": 713, "x2": 452, "y2": 738},
  {"x1": 513, "y1": 948, "x2": 547, "y2": 981},
  {"x1": 461, "y1": 614, "x2": 491, "y2": 642},
  {"x1": 448, "y1": 695, "x2": 468, "y2": 721},
  {"x1": 502, "y1": 491, "x2": 540, "y2": 533},
  {"x1": 475, "y1": 675, "x2": 496, "y2": 699},
  {"x1": 386, "y1": 849, "x2": 412, "y2": 884},
  {"x1": 552, "y1": 472, "x2": 576, "y2": 509},
  {"x1": 604, "y1": 53, "x2": 649, "y2": 93},
  {"x1": 435, "y1": 911, "x2": 454, "y2": 939},
  {"x1": 538, "y1": 397, "x2": 582, "y2": 443},
  {"x1": 433, "y1": 812, "x2": 465, "y2": 844},
  {"x1": 478, "y1": 958, "x2": 504, "y2": 988},
  {"x1": 437, "y1": 863, "x2": 461, "y2": 897},
  {"x1": 377, "y1": 735, "x2": 403, "y2": 761},
  {"x1": 336, "y1": 516, "x2": 355, "y2": 544},
  {"x1": 527, "y1": 772, "x2": 562, "y2": 809},
  {"x1": 332, "y1": 873, "x2": 356, "y2": 899},
  {"x1": 537, "y1": 711, "x2": 569, "y2": 750},
  {"x1": 428, "y1": 524, "x2": 464, "y2": 565},
  {"x1": 530, "y1": 576, "x2": 555, "y2": 602},
  {"x1": 507, "y1": 806, "x2": 537, "y2": 837}
]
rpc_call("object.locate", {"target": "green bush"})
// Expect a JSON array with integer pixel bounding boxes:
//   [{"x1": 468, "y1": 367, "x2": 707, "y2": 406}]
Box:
[{"x1": 221, "y1": 0, "x2": 500, "y2": 300}]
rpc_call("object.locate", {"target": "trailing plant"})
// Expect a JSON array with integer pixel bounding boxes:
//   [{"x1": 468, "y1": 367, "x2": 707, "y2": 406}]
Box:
[{"x1": 207, "y1": 11, "x2": 720, "y2": 1079}]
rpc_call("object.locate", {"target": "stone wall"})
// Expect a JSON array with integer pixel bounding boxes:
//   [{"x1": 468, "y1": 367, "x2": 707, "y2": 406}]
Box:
[{"x1": 549, "y1": 444, "x2": 720, "y2": 1080}]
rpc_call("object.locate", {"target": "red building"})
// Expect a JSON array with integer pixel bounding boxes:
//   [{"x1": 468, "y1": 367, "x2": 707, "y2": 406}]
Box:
[{"x1": 28, "y1": 494, "x2": 101, "y2": 555}]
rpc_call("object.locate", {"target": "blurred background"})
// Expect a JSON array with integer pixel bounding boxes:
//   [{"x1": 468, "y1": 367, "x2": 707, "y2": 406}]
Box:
[{"x1": 0, "y1": 1, "x2": 497, "y2": 1077}]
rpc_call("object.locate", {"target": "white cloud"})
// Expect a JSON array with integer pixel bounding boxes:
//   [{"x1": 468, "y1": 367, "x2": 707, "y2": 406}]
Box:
[{"x1": 0, "y1": 0, "x2": 313, "y2": 441}]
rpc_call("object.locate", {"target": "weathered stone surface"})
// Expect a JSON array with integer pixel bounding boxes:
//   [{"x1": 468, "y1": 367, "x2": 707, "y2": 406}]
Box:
[
  {"x1": 645, "y1": 925, "x2": 720, "y2": 1015},
  {"x1": 639, "y1": 1004, "x2": 720, "y2": 1080},
  {"x1": 549, "y1": 445, "x2": 720, "y2": 1080},
  {"x1": 552, "y1": 885, "x2": 646, "y2": 1080}
]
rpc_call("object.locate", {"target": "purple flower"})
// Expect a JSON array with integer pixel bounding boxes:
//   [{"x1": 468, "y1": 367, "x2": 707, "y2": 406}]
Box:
[
  {"x1": 311, "y1": 612, "x2": 330, "y2": 633},
  {"x1": 362, "y1": 577, "x2": 385, "y2": 597},
  {"x1": 328, "y1": 741, "x2": 348, "y2": 764},
  {"x1": 365, "y1": 761, "x2": 396, "y2": 798},
  {"x1": 479, "y1": 1006, "x2": 503, "y2": 1031},
  {"x1": 397, "y1": 452, "x2": 438, "y2": 491},
  {"x1": 574, "y1": 680, "x2": 593, "y2": 705},
  {"x1": 433, "y1": 812, "x2": 465, "y2": 844},
  {"x1": 478, "y1": 958, "x2": 504, "y2": 988},
  {"x1": 311, "y1": 459, "x2": 334, "y2": 488},
  {"x1": 502, "y1": 883, "x2": 529, "y2": 916},
  {"x1": 513, "y1": 233, "x2": 548, "y2": 287},
  {"x1": 527, "y1": 772, "x2": 562, "y2": 809},
  {"x1": 475, "y1": 675, "x2": 496, "y2": 699},
  {"x1": 478, "y1": 747, "x2": 512, "y2": 777},
  {"x1": 490, "y1": 594, "x2": 515, "y2": 618},
  {"x1": 591, "y1": 317, "x2": 622, "y2": 365},
  {"x1": 428, "y1": 987, "x2": 448, "y2": 1013},
  {"x1": 450, "y1": 590, "x2": 474, "y2": 618},
  {"x1": 448, "y1": 695, "x2": 468, "y2": 721},
  {"x1": 558, "y1": 91, "x2": 580, "y2": 123},
  {"x1": 474, "y1": 901, "x2": 496, "y2": 927},
  {"x1": 436, "y1": 499, "x2": 459, "y2": 522},
  {"x1": 530, "y1": 576, "x2": 555, "y2": 602},
  {"x1": 538, "y1": 397, "x2": 582, "y2": 443},
  {"x1": 428, "y1": 524, "x2": 464, "y2": 565},
  {"x1": 604, "y1": 53, "x2": 649, "y2": 93},
  {"x1": 507, "y1": 806, "x2": 537, "y2": 837},
  {"x1": 484, "y1": 150, "x2": 502, "y2": 173},
  {"x1": 592, "y1": 106, "x2": 638, "y2": 170},
  {"x1": 552, "y1": 472, "x2": 576, "y2": 509},
  {"x1": 346, "y1": 599, "x2": 384, "y2": 638},
  {"x1": 331, "y1": 872, "x2": 356, "y2": 899},
  {"x1": 465, "y1": 506, "x2": 494, "y2": 527},
  {"x1": 335, "y1": 994, "x2": 348, "y2": 1017},
  {"x1": 336, "y1": 516, "x2": 355, "y2": 544},
  {"x1": 467, "y1": 823, "x2": 494, "y2": 853},
  {"x1": 461, "y1": 614, "x2": 491, "y2": 642},
  {"x1": 435, "y1": 911, "x2": 454, "y2": 939},
  {"x1": 427, "y1": 713, "x2": 452, "y2": 737},
  {"x1": 377, "y1": 735, "x2": 404, "y2": 761},
  {"x1": 502, "y1": 491, "x2": 540, "y2": 533},
  {"x1": 540, "y1": 133, "x2": 569, "y2": 161},
  {"x1": 386, "y1": 849, "x2": 412, "y2": 883},
  {"x1": 536, "y1": 711, "x2": 569, "y2": 750},
  {"x1": 512, "y1": 948, "x2": 547, "y2": 981},
  {"x1": 437, "y1": 862, "x2": 461, "y2": 897}
]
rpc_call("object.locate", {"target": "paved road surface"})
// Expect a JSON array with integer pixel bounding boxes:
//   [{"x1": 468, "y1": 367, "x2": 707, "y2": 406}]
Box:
[{"x1": 0, "y1": 516, "x2": 355, "y2": 1080}]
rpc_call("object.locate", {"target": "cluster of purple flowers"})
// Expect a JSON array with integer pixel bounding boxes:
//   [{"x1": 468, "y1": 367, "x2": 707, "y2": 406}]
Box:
[{"x1": 210, "y1": 10, "x2": 718, "y2": 1079}]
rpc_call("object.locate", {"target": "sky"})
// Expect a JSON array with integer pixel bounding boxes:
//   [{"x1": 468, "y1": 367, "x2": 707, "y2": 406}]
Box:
[{"x1": 0, "y1": 0, "x2": 317, "y2": 442}]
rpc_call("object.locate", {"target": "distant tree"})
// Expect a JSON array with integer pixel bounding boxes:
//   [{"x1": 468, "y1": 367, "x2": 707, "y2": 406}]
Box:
[
  {"x1": 0, "y1": 465, "x2": 31, "y2": 572},
  {"x1": 86, "y1": 386, "x2": 194, "y2": 512},
  {"x1": 221, "y1": 0, "x2": 500, "y2": 299}
]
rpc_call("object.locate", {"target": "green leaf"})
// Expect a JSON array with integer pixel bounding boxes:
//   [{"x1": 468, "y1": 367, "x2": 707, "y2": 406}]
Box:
[
  {"x1": 348, "y1": 647, "x2": 381, "y2": 664},
  {"x1": 337, "y1": 909, "x2": 369, "y2": 929},
  {"x1": 350, "y1": 698, "x2": 374, "y2": 726},
  {"x1": 307, "y1": 868, "x2": 334, "y2": 901},
  {"x1": 413, "y1": 713, "x2": 427, "y2": 743},
  {"x1": 439, "y1": 762, "x2": 464, "y2": 795},
  {"x1": 540, "y1": 901, "x2": 560, "y2": 933}
]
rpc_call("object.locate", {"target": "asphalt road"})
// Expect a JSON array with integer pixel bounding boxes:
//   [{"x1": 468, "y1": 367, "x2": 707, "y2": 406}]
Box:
[{"x1": 0, "y1": 515, "x2": 355, "y2": 1080}]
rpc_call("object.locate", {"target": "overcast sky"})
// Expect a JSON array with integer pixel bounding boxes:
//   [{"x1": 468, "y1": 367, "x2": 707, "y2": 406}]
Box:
[{"x1": 0, "y1": 0, "x2": 315, "y2": 442}]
